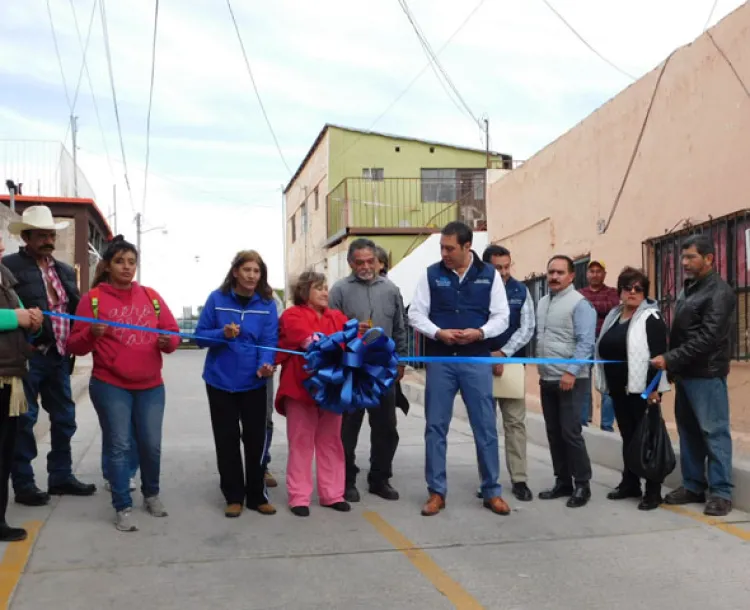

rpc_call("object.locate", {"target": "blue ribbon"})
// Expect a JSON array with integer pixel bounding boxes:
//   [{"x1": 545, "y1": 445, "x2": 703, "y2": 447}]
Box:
[
  {"x1": 302, "y1": 320, "x2": 399, "y2": 414},
  {"x1": 640, "y1": 370, "x2": 663, "y2": 400}
]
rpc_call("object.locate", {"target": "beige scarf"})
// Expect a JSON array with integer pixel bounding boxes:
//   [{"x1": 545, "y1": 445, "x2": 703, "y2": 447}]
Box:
[{"x1": 0, "y1": 377, "x2": 27, "y2": 417}]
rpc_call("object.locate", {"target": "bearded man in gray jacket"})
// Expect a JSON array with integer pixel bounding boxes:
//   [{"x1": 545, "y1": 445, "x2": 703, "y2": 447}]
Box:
[{"x1": 329, "y1": 238, "x2": 407, "y2": 503}]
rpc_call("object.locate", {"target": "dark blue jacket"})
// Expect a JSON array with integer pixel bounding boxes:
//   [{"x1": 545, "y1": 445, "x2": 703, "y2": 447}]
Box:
[
  {"x1": 196, "y1": 289, "x2": 279, "y2": 393},
  {"x1": 425, "y1": 253, "x2": 494, "y2": 357},
  {"x1": 488, "y1": 277, "x2": 529, "y2": 357}
]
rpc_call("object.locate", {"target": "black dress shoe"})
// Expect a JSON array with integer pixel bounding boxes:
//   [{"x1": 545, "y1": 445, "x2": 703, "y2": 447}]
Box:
[
  {"x1": 638, "y1": 494, "x2": 663, "y2": 511},
  {"x1": 664, "y1": 486, "x2": 705, "y2": 505},
  {"x1": 0, "y1": 524, "x2": 27, "y2": 542},
  {"x1": 290, "y1": 506, "x2": 310, "y2": 517},
  {"x1": 538, "y1": 482, "x2": 574, "y2": 500},
  {"x1": 48, "y1": 478, "x2": 97, "y2": 496},
  {"x1": 566, "y1": 486, "x2": 591, "y2": 508},
  {"x1": 606, "y1": 487, "x2": 642, "y2": 500},
  {"x1": 704, "y1": 496, "x2": 732, "y2": 517},
  {"x1": 323, "y1": 501, "x2": 351, "y2": 512},
  {"x1": 15, "y1": 486, "x2": 50, "y2": 506},
  {"x1": 512, "y1": 482, "x2": 533, "y2": 502},
  {"x1": 369, "y1": 481, "x2": 399, "y2": 501},
  {"x1": 344, "y1": 485, "x2": 360, "y2": 503}
]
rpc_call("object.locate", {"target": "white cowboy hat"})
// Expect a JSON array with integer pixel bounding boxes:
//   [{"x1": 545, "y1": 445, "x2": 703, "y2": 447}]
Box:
[{"x1": 8, "y1": 205, "x2": 70, "y2": 235}]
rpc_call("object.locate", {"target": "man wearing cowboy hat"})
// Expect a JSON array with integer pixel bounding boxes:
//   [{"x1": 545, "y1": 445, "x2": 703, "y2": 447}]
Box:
[{"x1": 4, "y1": 206, "x2": 96, "y2": 506}]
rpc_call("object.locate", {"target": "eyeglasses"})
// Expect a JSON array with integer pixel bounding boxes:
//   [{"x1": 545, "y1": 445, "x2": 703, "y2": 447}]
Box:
[{"x1": 622, "y1": 284, "x2": 644, "y2": 293}]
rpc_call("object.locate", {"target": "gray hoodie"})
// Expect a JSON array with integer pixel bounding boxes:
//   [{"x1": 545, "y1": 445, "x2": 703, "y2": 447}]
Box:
[{"x1": 328, "y1": 273, "x2": 408, "y2": 357}]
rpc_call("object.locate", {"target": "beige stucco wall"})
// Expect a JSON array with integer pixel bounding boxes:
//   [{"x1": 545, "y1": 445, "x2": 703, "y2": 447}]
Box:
[
  {"x1": 486, "y1": 4, "x2": 750, "y2": 450},
  {"x1": 285, "y1": 131, "x2": 330, "y2": 286}
]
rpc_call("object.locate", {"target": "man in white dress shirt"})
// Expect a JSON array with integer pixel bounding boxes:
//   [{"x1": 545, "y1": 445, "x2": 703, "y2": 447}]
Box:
[{"x1": 408, "y1": 222, "x2": 511, "y2": 517}]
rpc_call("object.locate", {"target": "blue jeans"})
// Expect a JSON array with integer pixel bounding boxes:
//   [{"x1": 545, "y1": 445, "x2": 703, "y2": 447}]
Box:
[
  {"x1": 581, "y1": 374, "x2": 615, "y2": 430},
  {"x1": 101, "y1": 426, "x2": 139, "y2": 482},
  {"x1": 675, "y1": 377, "x2": 733, "y2": 500},
  {"x1": 425, "y1": 362, "x2": 501, "y2": 499},
  {"x1": 89, "y1": 378, "x2": 165, "y2": 511},
  {"x1": 12, "y1": 350, "x2": 77, "y2": 491}
]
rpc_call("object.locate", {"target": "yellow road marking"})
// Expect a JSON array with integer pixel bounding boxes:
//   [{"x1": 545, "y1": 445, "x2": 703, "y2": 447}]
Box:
[
  {"x1": 0, "y1": 520, "x2": 42, "y2": 610},
  {"x1": 661, "y1": 505, "x2": 750, "y2": 541},
  {"x1": 363, "y1": 511, "x2": 484, "y2": 609}
]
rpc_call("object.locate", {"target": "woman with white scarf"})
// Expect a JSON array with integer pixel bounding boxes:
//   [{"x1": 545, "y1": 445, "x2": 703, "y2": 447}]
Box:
[{"x1": 594, "y1": 267, "x2": 670, "y2": 511}]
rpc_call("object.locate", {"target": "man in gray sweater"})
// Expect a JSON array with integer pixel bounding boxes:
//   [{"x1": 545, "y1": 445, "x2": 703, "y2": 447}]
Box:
[{"x1": 329, "y1": 238, "x2": 408, "y2": 502}]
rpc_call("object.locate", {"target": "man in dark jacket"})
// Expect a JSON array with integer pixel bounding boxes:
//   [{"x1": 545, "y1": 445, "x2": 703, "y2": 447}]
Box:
[
  {"x1": 5, "y1": 206, "x2": 96, "y2": 506},
  {"x1": 652, "y1": 234, "x2": 735, "y2": 516}
]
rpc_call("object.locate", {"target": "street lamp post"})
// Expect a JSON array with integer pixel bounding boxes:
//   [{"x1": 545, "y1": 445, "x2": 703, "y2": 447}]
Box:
[{"x1": 135, "y1": 212, "x2": 167, "y2": 283}]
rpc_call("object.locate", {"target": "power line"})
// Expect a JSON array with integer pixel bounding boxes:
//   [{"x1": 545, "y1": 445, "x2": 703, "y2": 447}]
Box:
[
  {"x1": 142, "y1": 0, "x2": 160, "y2": 216},
  {"x1": 68, "y1": 0, "x2": 115, "y2": 181},
  {"x1": 99, "y1": 0, "x2": 135, "y2": 216},
  {"x1": 540, "y1": 0, "x2": 636, "y2": 81},
  {"x1": 325, "y1": 0, "x2": 487, "y2": 171},
  {"x1": 396, "y1": 0, "x2": 481, "y2": 127},
  {"x1": 45, "y1": 0, "x2": 73, "y2": 113},
  {"x1": 226, "y1": 0, "x2": 292, "y2": 175},
  {"x1": 703, "y1": 0, "x2": 720, "y2": 31},
  {"x1": 601, "y1": 51, "x2": 676, "y2": 233},
  {"x1": 706, "y1": 30, "x2": 750, "y2": 100}
]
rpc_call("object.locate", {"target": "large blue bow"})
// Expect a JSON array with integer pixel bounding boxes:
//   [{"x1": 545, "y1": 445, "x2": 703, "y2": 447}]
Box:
[{"x1": 303, "y1": 319, "x2": 399, "y2": 414}]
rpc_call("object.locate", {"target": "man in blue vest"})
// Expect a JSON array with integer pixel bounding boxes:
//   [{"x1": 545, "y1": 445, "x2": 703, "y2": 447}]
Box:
[
  {"x1": 478, "y1": 245, "x2": 535, "y2": 502},
  {"x1": 409, "y1": 222, "x2": 510, "y2": 517}
]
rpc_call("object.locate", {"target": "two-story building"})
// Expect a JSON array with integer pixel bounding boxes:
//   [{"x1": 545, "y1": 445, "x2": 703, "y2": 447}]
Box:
[{"x1": 283, "y1": 124, "x2": 512, "y2": 289}]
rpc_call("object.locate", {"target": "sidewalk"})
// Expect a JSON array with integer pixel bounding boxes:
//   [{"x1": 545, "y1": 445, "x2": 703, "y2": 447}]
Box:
[{"x1": 2, "y1": 352, "x2": 750, "y2": 609}]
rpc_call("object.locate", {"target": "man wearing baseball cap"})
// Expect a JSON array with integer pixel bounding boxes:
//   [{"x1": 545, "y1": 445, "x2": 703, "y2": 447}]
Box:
[{"x1": 580, "y1": 260, "x2": 620, "y2": 431}]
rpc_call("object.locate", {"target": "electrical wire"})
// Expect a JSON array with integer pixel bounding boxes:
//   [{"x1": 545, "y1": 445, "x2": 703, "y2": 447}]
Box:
[
  {"x1": 706, "y1": 30, "x2": 750, "y2": 99},
  {"x1": 601, "y1": 51, "x2": 676, "y2": 233},
  {"x1": 226, "y1": 0, "x2": 292, "y2": 175},
  {"x1": 326, "y1": 0, "x2": 488, "y2": 170},
  {"x1": 396, "y1": 0, "x2": 481, "y2": 127},
  {"x1": 68, "y1": 0, "x2": 115, "y2": 181},
  {"x1": 99, "y1": 0, "x2": 136, "y2": 216},
  {"x1": 703, "y1": 0, "x2": 720, "y2": 31},
  {"x1": 540, "y1": 0, "x2": 636, "y2": 81},
  {"x1": 142, "y1": 0, "x2": 160, "y2": 216},
  {"x1": 45, "y1": 0, "x2": 73, "y2": 113}
]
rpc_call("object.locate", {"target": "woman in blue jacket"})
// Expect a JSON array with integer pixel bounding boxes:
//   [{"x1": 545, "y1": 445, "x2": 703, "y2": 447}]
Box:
[{"x1": 196, "y1": 250, "x2": 278, "y2": 518}]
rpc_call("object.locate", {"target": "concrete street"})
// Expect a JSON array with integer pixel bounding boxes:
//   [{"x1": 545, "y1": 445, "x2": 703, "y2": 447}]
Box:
[{"x1": 3, "y1": 350, "x2": 750, "y2": 609}]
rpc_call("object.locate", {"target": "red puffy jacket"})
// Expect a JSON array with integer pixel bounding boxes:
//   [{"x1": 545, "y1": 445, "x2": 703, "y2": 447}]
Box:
[{"x1": 275, "y1": 305, "x2": 348, "y2": 415}]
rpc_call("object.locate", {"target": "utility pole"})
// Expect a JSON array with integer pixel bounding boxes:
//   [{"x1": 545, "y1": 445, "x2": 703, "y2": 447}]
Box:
[
  {"x1": 112, "y1": 184, "x2": 118, "y2": 233},
  {"x1": 135, "y1": 212, "x2": 142, "y2": 283},
  {"x1": 71, "y1": 115, "x2": 79, "y2": 197},
  {"x1": 484, "y1": 117, "x2": 490, "y2": 169}
]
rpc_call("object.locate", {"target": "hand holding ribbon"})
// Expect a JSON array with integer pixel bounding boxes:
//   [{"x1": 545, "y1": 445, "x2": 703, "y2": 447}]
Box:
[{"x1": 302, "y1": 319, "x2": 399, "y2": 415}]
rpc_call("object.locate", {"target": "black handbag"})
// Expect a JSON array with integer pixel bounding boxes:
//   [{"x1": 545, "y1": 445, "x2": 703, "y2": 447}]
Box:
[{"x1": 625, "y1": 404, "x2": 676, "y2": 482}]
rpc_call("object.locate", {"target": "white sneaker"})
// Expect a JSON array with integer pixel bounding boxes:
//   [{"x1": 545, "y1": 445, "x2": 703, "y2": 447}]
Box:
[
  {"x1": 144, "y1": 496, "x2": 168, "y2": 517},
  {"x1": 105, "y1": 479, "x2": 137, "y2": 492},
  {"x1": 115, "y1": 508, "x2": 138, "y2": 532}
]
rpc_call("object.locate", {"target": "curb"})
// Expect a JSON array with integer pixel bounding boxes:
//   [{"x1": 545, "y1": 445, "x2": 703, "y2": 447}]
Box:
[
  {"x1": 401, "y1": 379, "x2": 750, "y2": 512},
  {"x1": 32, "y1": 367, "x2": 91, "y2": 443}
]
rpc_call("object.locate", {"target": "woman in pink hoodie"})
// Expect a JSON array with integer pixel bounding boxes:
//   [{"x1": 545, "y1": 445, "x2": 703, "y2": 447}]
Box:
[{"x1": 67, "y1": 236, "x2": 180, "y2": 532}]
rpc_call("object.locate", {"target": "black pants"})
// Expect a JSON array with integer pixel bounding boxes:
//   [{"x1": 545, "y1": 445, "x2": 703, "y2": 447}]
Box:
[
  {"x1": 540, "y1": 379, "x2": 592, "y2": 485},
  {"x1": 611, "y1": 391, "x2": 663, "y2": 495},
  {"x1": 0, "y1": 386, "x2": 18, "y2": 525},
  {"x1": 342, "y1": 386, "x2": 398, "y2": 487},
  {"x1": 206, "y1": 384, "x2": 268, "y2": 508}
]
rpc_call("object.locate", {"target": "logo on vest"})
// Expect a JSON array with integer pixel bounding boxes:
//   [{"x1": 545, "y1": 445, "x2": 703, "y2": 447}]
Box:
[
  {"x1": 434, "y1": 277, "x2": 452, "y2": 287},
  {"x1": 474, "y1": 278, "x2": 491, "y2": 284}
]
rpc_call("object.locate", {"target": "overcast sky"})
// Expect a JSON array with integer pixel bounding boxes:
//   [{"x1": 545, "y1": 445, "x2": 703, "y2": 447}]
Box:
[{"x1": 0, "y1": 0, "x2": 744, "y2": 312}]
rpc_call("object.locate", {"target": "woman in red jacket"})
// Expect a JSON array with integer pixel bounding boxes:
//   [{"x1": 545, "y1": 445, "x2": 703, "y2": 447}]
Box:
[
  {"x1": 67, "y1": 236, "x2": 180, "y2": 532},
  {"x1": 276, "y1": 271, "x2": 350, "y2": 517}
]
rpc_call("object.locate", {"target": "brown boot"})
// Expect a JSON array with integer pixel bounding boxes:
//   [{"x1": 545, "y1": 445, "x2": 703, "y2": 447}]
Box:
[
  {"x1": 225, "y1": 503, "x2": 243, "y2": 518},
  {"x1": 421, "y1": 493, "x2": 445, "y2": 517},
  {"x1": 264, "y1": 471, "x2": 278, "y2": 488},
  {"x1": 253, "y1": 503, "x2": 277, "y2": 515},
  {"x1": 483, "y1": 496, "x2": 511, "y2": 515}
]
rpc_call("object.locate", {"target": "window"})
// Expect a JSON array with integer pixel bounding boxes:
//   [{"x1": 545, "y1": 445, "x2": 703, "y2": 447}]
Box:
[
  {"x1": 649, "y1": 211, "x2": 747, "y2": 359},
  {"x1": 300, "y1": 203, "x2": 307, "y2": 235},
  {"x1": 362, "y1": 168, "x2": 384, "y2": 181},
  {"x1": 290, "y1": 216, "x2": 296, "y2": 243},
  {"x1": 314, "y1": 187, "x2": 319, "y2": 211},
  {"x1": 421, "y1": 169, "x2": 457, "y2": 203}
]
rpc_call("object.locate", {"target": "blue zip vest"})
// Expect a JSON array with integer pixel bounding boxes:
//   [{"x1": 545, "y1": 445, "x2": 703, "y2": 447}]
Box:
[
  {"x1": 488, "y1": 276, "x2": 529, "y2": 357},
  {"x1": 425, "y1": 254, "x2": 495, "y2": 357}
]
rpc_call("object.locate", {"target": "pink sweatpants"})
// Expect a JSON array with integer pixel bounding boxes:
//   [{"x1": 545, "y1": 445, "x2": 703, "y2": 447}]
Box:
[{"x1": 285, "y1": 399, "x2": 345, "y2": 507}]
